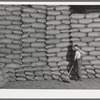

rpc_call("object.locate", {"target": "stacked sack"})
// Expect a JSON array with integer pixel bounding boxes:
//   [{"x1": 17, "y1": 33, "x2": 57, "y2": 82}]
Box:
[
  {"x1": 19, "y1": 5, "x2": 47, "y2": 81},
  {"x1": 46, "y1": 5, "x2": 70, "y2": 81},
  {"x1": 0, "y1": 5, "x2": 22, "y2": 87},
  {"x1": 70, "y1": 13, "x2": 100, "y2": 79}
]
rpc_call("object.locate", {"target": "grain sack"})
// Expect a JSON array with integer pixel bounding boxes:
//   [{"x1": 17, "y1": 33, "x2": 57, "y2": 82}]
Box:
[
  {"x1": 0, "y1": 29, "x2": 12, "y2": 34},
  {"x1": 47, "y1": 48, "x2": 60, "y2": 53},
  {"x1": 5, "y1": 15, "x2": 21, "y2": 21},
  {"x1": 33, "y1": 67, "x2": 42, "y2": 71},
  {"x1": 48, "y1": 57, "x2": 62, "y2": 62},
  {"x1": 82, "y1": 75, "x2": 88, "y2": 79},
  {"x1": 94, "y1": 38, "x2": 100, "y2": 41},
  {"x1": 89, "y1": 42, "x2": 100, "y2": 47},
  {"x1": 52, "y1": 71, "x2": 61, "y2": 76},
  {"x1": 22, "y1": 57, "x2": 38, "y2": 62},
  {"x1": 44, "y1": 75, "x2": 52, "y2": 80},
  {"x1": 71, "y1": 32, "x2": 86, "y2": 37},
  {"x1": 32, "y1": 5, "x2": 46, "y2": 10},
  {"x1": 32, "y1": 23, "x2": 46, "y2": 28},
  {"x1": 26, "y1": 76, "x2": 34, "y2": 81},
  {"x1": 62, "y1": 20, "x2": 70, "y2": 24},
  {"x1": 7, "y1": 44, "x2": 21, "y2": 49},
  {"x1": 79, "y1": 18, "x2": 93, "y2": 24},
  {"x1": 31, "y1": 13, "x2": 46, "y2": 18},
  {"x1": 31, "y1": 61, "x2": 46, "y2": 67},
  {"x1": 46, "y1": 39, "x2": 60, "y2": 44},
  {"x1": 95, "y1": 69, "x2": 100, "y2": 74},
  {"x1": 58, "y1": 61, "x2": 69, "y2": 66},
  {"x1": 22, "y1": 28, "x2": 35, "y2": 33},
  {"x1": 32, "y1": 52, "x2": 45, "y2": 57},
  {"x1": 71, "y1": 38, "x2": 80, "y2": 42},
  {"x1": 71, "y1": 24, "x2": 85, "y2": 28},
  {"x1": 22, "y1": 38, "x2": 36, "y2": 43},
  {"x1": 0, "y1": 20, "x2": 11, "y2": 25},
  {"x1": 46, "y1": 30, "x2": 60, "y2": 35},
  {"x1": 88, "y1": 23, "x2": 100, "y2": 28},
  {"x1": 35, "y1": 71, "x2": 44, "y2": 76},
  {"x1": 55, "y1": 6, "x2": 69, "y2": 10},
  {"x1": 90, "y1": 60, "x2": 100, "y2": 65},
  {"x1": 47, "y1": 16, "x2": 55, "y2": 20},
  {"x1": 22, "y1": 48, "x2": 36, "y2": 53},
  {"x1": 80, "y1": 28, "x2": 92, "y2": 32},
  {"x1": 87, "y1": 73, "x2": 95, "y2": 79},
  {"x1": 95, "y1": 74, "x2": 100, "y2": 78},
  {"x1": 25, "y1": 72, "x2": 34, "y2": 76},
  {"x1": 6, "y1": 6, "x2": 21, "y2": 11},
  {"x1": 93, "y1": 18, "x2": 100, "y2": 22},
  {"x1": 46, "y1": 25, "x2": 55, "y2": 30},
  {"x1": 94, "y1": 28, "x2": 100, "y2": 32},
  {"x1": 59, "y1": 66, "x2": 67, "y2": 70},
  {"x1": 16, "y1": 73, "x2": 26, "y2": 77},
  {"x1": 90, "y1": 51, "x2": 100, "y2": 56},
  {"x1": 52, "y1": 75, "x2": 59, "y2": 80},
  {"x1": 0, "y1": 48, "x2": 11, "y2": 53},
  {"x1": 46, "y1": 20, "x2": 61, "y2": 25},
  {"x1": 48, "y1": 62, "x2": 57, "y2": 67},
  {"x1": 81, "y1": 37, "x2": 94, "y2": 42},
  {"x1": 31, "y1": 43, "x2": 45, "y2": 47},
  {"x1": 85, "y1": 65, "x2": 94, "y2": 69},
  {"x1": 0, "y1": 10, "x2": 11, "y2": 15},
  {"x1": 81, "y1": 70, "x2": 87, "y2": 74},
  {"x1": 48, "y1": 11, "x2": 60, "y2": 15},
  {"x1": 56, "y1": 15, "x2": 69, "y2": 20},
  {"x1": 83, "y1": 56, "x2": 96, "y2": 60},
  {"x1": 73, "y1": 42, "x2": 87, "y2": 47},
  {"x1": 22, "y1": 8, "x2": 36, "y2": 13},
  {"x1": 70, "y1": 14, "x2": 85, "y2": 19},
  {"x1": 30, "y1": 33, "x2": 45, "y2": 38},
  {"x1": 6, "y1": 25, "x2": 21, "y2": 30},
  {"x1": 86, "y1": 13, "x2": 99, "y2": 18},
  {"x1": 86, "y1": 69, "x2": 95, "y2": 74},
  {"x1": 56, "y1": 33, "x2": 69, "y2": 39},
  {"x1": 16, "y1": 77, "x2": 26, "y2": 81},
  {"x1": 0, "y1": 58, "x2": 11, "y2": 63},
  {"x1": 56, "y1": 24, "x2": 70, "y2": 30},
  {"x1": 70, "y1": 19, "x2": 78, "y2": 24},
  {"x1": 34, "y1": 76, "x2": 44, "y2": 81},
  {"x1": 57, "y1": 52, "x2": 67, "y2": 57},
  {"x1": 82, "y1": 47, "x2": 94, "y2": 51},
  {"x1": 46, "y1": 53, "x2": 56, "y2": 57},
  {"x1": 56, "y1": 42, "x2": 69, "y2": 47},
  {"x1": 5, "y1": 63, "x2": 20, "y2": 68},
  {"x1": 43, "y1": 71, "x2": 52, "y2": 75},
  {"x1": 5, "y1": 34, "x2": 21, "y2": 39},
  {"x1": 22, "y1": 17, "x2": 36, "y2": 23}
]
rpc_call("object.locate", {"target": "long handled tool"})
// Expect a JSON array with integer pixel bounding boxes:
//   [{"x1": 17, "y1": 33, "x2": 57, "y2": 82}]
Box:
[{"x1": 60, "y1": 60, "x2": 76, "y2": 81}]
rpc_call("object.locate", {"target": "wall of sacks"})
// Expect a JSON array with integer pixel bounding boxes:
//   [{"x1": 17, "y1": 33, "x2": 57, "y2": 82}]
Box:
[
  {"x1": 0, "y1": 5, "x2": 100, "y2": 88},
  {"x1": 0, "y1": 5, "x2": 22, "y2": 87},
  {"x1": 46, "y1": 5, "x2": 70, "y2": 81},
  {"x1": 70, "y1": 13, "x2": 100, "y2": 79}
]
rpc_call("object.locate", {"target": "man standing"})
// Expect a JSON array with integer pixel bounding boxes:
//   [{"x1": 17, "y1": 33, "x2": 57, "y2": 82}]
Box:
[{"x1": 74, "y1": 44, "x2": 85, "y2": 81}]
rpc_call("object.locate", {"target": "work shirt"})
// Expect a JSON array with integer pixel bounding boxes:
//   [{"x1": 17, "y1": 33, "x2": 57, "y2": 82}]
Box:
[{"x1": 75, "y1": 51, "x2": 81, "y2": 59}]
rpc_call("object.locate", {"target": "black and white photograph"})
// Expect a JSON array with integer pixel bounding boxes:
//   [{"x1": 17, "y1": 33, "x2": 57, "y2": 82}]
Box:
[{"x1": 0, "y1": 2, "x2": 100, "y2": 90}]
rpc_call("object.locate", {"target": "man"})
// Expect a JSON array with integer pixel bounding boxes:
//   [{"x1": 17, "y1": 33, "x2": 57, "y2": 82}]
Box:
[{"x1": 74, "y1": 44, "x2": 85, "y2": 81}]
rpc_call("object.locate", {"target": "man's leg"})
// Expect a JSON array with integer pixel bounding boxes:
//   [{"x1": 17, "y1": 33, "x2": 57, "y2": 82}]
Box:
[{"x1": 77, "y1": 59, "x2": 82, "y2": 80}]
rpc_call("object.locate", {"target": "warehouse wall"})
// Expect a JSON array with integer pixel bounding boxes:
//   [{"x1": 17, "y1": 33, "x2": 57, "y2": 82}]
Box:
[{"x1": 0, "y1": 5, "x2": 100, "y2": 88}]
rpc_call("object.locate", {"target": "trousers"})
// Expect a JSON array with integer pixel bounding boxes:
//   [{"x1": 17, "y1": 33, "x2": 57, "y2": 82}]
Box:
[{"x1": 75, "y1": 58, "x2": 82, "y2": 80}]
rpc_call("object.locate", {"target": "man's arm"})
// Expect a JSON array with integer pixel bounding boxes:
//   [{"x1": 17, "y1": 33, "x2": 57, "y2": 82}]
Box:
[{"x1": 78, "y1": 49, "x2": 85, "y2": 55}]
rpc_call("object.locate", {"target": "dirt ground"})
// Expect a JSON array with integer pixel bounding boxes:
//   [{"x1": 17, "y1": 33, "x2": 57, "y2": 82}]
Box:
[{"x1": 3, "y1": 79, "x2": 100, "y2": 89}]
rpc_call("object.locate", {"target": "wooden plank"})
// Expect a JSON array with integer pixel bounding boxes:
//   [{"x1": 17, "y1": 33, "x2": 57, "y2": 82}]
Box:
[
  {"x1": 77, "y1": 79, "x2": 91, "y2": 89},
  {"x1": 83, "y1": 79, "x2": 98, "y2": 89},
  {"x1": 70, "y1": 80, "x2": 83, "y2": 89},
  {"x1": 89, "y1": 79, "x2": 100, "y2": 89}
]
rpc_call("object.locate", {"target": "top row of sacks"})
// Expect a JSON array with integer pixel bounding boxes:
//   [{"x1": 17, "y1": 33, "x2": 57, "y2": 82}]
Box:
[{"x1": 71, "y1": 13, "x2": 100, "y2": 19}]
